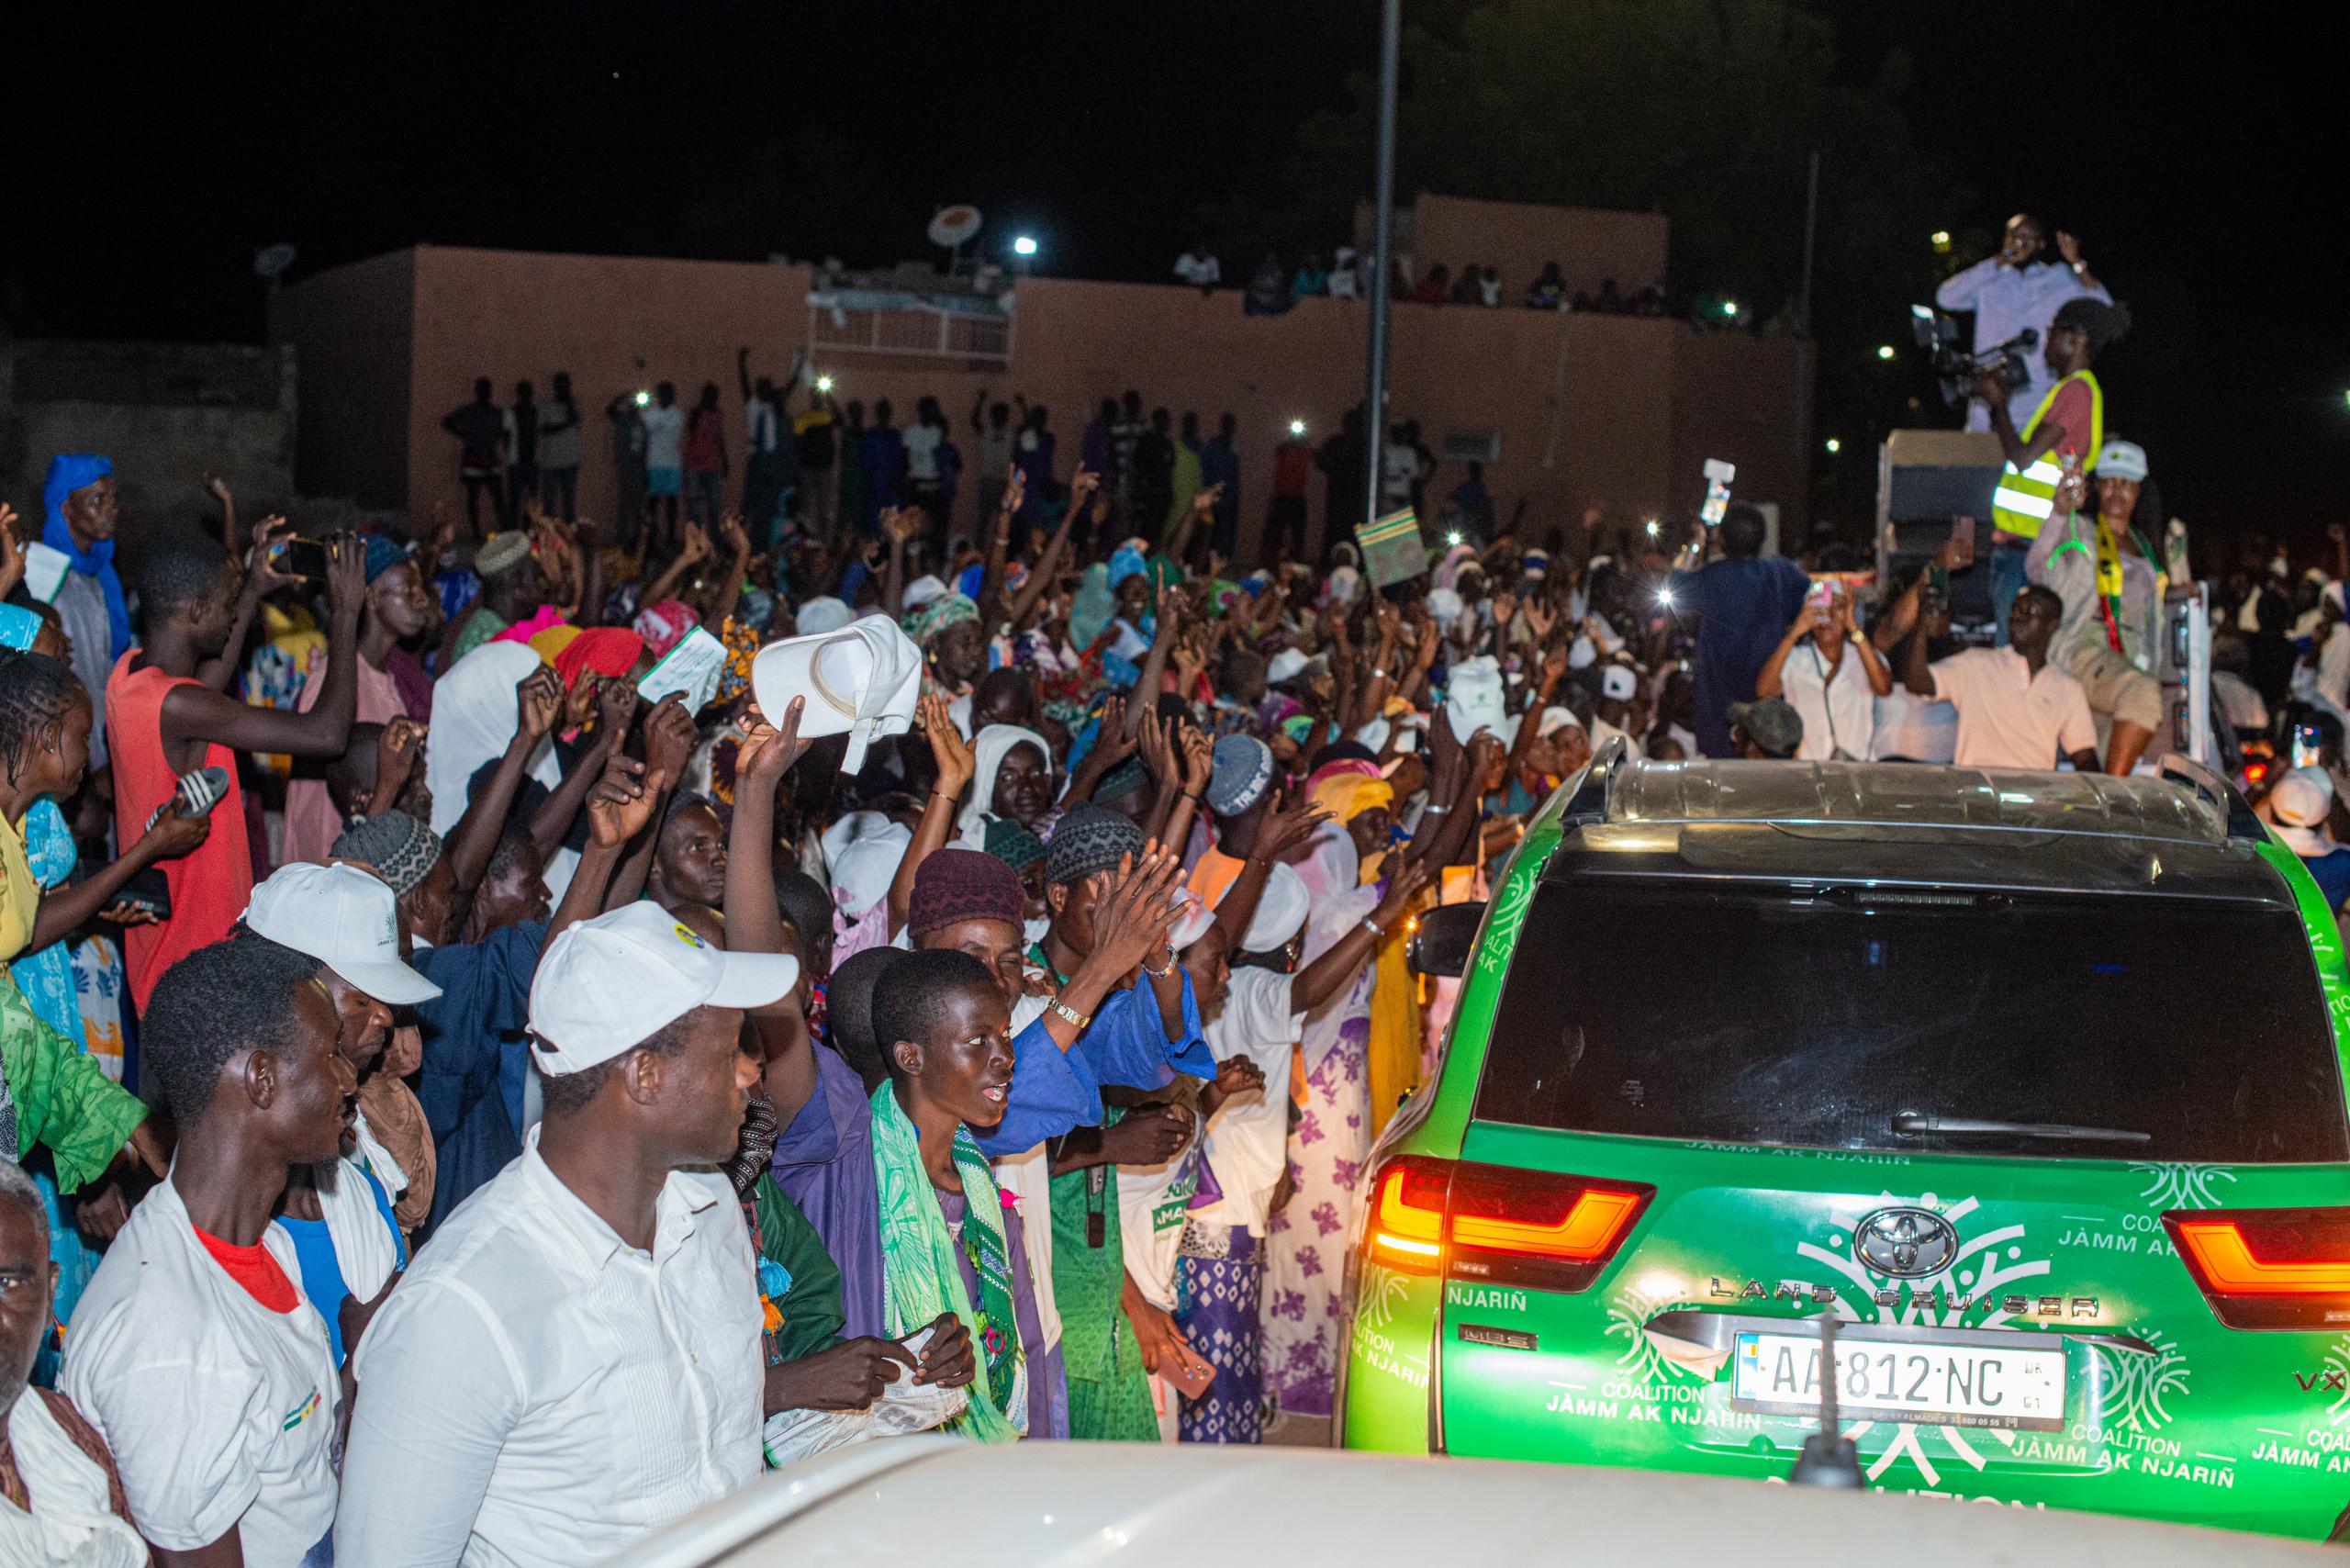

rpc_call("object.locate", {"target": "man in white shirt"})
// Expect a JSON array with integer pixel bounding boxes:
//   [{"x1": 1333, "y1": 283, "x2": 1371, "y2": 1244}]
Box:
[
  {"x1": 1933, "y1": 213, "x2": 2111, "y2": 431},
  {"x1": 640, "y1": 381, "x2": 688, "y2": 546},
  {"x1": 1903, "y1": 583, "x2": 2100, "y2": 771},
  {"x1": 336, "y1": 902, "x2": 794, "y2": 1568},
  {"x1": 1173, "y1": 242, "x2": 1221, "y2": 290},
  {"x1": 240, "y1": 862, "x2": 446, "y2": 1366},
  {"x1": 63, "y1": 938, "x2": 357, "y2": 1568}
]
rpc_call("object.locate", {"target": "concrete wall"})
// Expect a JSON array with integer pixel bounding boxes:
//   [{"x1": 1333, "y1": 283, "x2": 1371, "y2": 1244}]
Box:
[
  {"x1": 276, "y1": 238, "x2": 1810, "y2": 564},
  {"x1": 267, "y1": 250, "x2": 415, "y2": 512},
  {"x1": 1, "y1": 340, "x2": 297, "y2": 576},
  {"x1": 1408, "y1": 193, "x2": 1670, "y2": 303}
]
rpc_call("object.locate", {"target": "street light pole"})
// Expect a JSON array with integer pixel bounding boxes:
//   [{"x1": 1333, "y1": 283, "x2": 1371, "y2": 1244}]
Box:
[{"x1": 1362, "y1": 0, "x2": 1402, "y2": 541}]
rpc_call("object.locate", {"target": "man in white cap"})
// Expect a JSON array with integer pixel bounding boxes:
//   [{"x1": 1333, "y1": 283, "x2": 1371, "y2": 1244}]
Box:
[
  {"x1": 2026, "y1": 435, "x2": 2164, "y2": 773},
  {"x1": 238, "y1": 862, "x2": 443, "y2": 1367},
  {"x1": 2266, "y1": 766, "x2": 2350, "y2": 911},
  {"x1": 1589, "y1": 661, "x2": 1648, "y2": 759},
  {"x1": 335, "y1": 901, "x2": 795, "y2": 1567}
]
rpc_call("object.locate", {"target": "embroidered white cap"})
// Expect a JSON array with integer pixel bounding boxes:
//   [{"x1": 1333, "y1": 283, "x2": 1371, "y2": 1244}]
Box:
[
  {"x1": 242, "y1": 862, "x2": 442, "y2": 1005},
  {"x1": 751, "y1": 613, "x2": 923, "y2": 773},
  {"x1": 527, "y1": 902, "x2": 798, "y2": 1075}
]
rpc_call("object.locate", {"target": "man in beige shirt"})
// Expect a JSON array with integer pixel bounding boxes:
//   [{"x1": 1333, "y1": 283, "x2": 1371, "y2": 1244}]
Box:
[{"x1": 1904, "y1": 583, "x2": 2100, "y2": 772}]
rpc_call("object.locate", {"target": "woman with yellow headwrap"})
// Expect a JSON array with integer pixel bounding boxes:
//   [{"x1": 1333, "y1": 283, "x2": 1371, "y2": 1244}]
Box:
[{"x1": 1308, "y1": 767, "x2": 1422, "y2": 1135}]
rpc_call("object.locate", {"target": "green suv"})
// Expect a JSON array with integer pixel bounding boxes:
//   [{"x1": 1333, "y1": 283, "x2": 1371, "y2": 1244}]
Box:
[{"x1": 1340, "y1": 753, "x2": 2350, "y2": 1540}]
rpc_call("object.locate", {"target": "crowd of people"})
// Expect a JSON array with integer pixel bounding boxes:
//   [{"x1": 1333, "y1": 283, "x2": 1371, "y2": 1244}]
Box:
[{"x1": 0, "y1": 229, "x2": 2279, "y2": 1564}]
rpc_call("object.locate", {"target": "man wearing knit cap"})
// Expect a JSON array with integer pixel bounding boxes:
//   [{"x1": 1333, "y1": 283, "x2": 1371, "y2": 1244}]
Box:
[
  {"x1": 984, "y1": 816, "x2": 1049, "y2": 937},
  {"x1": 338, "y1": 902, "x2": 790, "y2": 1566},
  {"x1": 447, "y1": 529, "x2": 548, "y2": 663},
  {"x1": 1183, "y1": 734, "x2": 1278, "y2": 905}
]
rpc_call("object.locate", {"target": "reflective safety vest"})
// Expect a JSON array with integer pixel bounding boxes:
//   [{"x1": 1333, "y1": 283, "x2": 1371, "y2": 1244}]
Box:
[{"x1": 1990, "y1": 370, "x2": 2103, "y2": 540}]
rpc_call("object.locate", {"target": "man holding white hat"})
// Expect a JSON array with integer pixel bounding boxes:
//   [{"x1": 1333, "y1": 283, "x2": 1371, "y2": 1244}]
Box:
[
  {"x1": 238, "y1": 862, "x2": 443, "y2": 1365},
  {"x1": 337, "y1": 902, "x2": 794, "y2": 1567},
  {"x1": 2266, "y1": 766, "x2": 2350, "y2": 911},
  {"x1": 752, "y1": 612, "x2": 922, "y2": 773},
  {"x1": 2026, "y1": 434, "x2": 2164, "y2": 773}
]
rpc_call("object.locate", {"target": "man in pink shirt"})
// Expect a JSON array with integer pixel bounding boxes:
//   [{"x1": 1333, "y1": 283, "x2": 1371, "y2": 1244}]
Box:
[{"x1": 1903, "y1": 583, "x2": 2100, "y2": 772}]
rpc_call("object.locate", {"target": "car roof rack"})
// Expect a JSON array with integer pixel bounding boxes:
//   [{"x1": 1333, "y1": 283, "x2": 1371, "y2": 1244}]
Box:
[
  {"x1": 1560, "y1": 736, "x2": 1632, "y2": 825},
  {"x1": 2155, "y1": 754, "x2": 2266, "y2": 843}
]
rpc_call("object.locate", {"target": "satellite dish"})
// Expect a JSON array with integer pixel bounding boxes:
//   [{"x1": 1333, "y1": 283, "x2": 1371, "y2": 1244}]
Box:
[
  {"x1": 254, "y1": 243, "x2": 297, "y2": 282},
  {"x1": 927, "y1": 206, "x2": 983, "y2": 249}
]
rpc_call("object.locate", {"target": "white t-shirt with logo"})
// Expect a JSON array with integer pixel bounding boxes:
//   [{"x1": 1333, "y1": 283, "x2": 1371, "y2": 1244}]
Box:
[{"x1": 63, "y1": 1179, "x2": 340, "y2": 1568}]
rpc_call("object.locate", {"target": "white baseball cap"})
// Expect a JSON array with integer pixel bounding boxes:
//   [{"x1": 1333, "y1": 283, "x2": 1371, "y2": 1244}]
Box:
[
  {"x1": 751, "y1": 613, "x2": 923, "y2": 774},
  {"x1": 242, "y1": 862, "x2": 442, "y2": 1005},
  {"x1": 2095, "y1": 440, "x2": 2149, "y2": 482},
  {"x1": 527, "y1": 902, "x2": 800, "y2": 1076},
  {"x1": 1600, "y1": 663, "x2": 1639, "y2": 703}
]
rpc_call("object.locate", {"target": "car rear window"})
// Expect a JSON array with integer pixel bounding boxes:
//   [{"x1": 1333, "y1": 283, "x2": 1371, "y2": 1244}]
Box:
[{"x1": 1473, "y1": 877, "x2": 2349, "y2": 1163}]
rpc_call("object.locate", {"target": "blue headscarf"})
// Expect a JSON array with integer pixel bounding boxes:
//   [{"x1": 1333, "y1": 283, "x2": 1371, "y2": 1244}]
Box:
[
  {"x1": 1108, "y1": 543, "x2": 1148, "y2": 590},
  {"x1": 40, "y1": 454, "x2": 131, "y2": 661},
  {"x1": 0, "y1": 603, "x2": 83, "y2": 1039}
]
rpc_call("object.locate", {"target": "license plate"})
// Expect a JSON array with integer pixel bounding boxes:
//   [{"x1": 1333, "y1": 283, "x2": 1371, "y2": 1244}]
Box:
[{"x1": 1729, "y1": 1331, "x2": 2065, "y2": 1431}]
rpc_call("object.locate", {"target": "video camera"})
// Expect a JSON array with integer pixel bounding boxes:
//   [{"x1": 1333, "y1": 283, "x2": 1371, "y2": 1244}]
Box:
[{"x1": 1909, "y1": 306, "x2": 2036, "y2": 409}]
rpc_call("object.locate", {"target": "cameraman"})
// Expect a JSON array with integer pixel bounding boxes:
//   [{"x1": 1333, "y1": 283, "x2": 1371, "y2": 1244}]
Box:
[
  {"x1": 1980, "y1": 296, "x2": 2132, "y2": 642},
  {"x1": 1936, "y1": 214, "x2": 2111, "y2": 433},
  {"x1": 2027, "y1": 439, "x2": 2163, "y2": 775}
]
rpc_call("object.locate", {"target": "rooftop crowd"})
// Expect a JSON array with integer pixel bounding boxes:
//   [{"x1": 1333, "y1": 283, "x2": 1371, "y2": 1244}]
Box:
[{"x1": 0, "y1": 257, "x2": 2302, "y2": 1562}]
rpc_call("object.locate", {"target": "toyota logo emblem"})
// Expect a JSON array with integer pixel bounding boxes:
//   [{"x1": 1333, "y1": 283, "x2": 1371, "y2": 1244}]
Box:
[{"x1": 1852, "y1": 1206, "x2": 1958, "y2": 1280}]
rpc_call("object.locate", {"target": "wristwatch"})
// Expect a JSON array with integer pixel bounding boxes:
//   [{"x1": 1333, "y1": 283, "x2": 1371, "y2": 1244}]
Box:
[{"x1": 1049, "y1": 999, "x2": 1091, "y2": 1031}]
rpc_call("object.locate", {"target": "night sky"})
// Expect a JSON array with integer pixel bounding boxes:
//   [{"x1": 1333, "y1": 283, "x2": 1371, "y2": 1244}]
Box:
[{"x1": 14, "y1": 3, "x2": 2343, "y2": 549}]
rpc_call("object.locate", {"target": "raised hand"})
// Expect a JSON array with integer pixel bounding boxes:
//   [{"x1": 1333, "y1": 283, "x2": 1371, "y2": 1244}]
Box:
[
  {"x1": 1372, "y1": 847, "x2": 1432, "y2": 924},
  {"x1": 642, "y1": 694, "x2": 696, "y2": 790},
  {"x1": 917, "y1": 689, "x2": 976, "y2": 797},
  {"x1": 720, "y1": 511, "x2": 753, "y2": 560},
  {"x1": 1192, "y1": 481, "x2": 1224, "y2": 517},
  {"x1": 1257, "y1": 787, "x2": 1334, "y2": 859},
  {"x1": 681, "y1": 522, "x2": 714, "y2": 565},
  {"x1": 1086, "y1": 844, "x2": 1186, "y2": 975},
  {"x1": 1089, "y1": 696, "x2": 1137, "y2": 769},
  {"x1": 326, "y1": 532, "x2": 367, "y2": 623},
  {"x1": 586, "y1": 753, "x2": 656, "y2": 848},
  {"x1": 883, "y1": 507, "x2": 924, "y2": 546},
  {"x1": 516, "y1": 665, "x2": 564, "y2": 741},
  {"x1": 1136, "y1": 710, "x2": 1179, "y2": 786},
  {"x1": 594, "y1": 673, "x2": 640, "y2": 745},
  {"x1": 244, "y1": 515, "x2": 300, "y2": 596},
  {"x1": 203, "y1": 470, "x2": 234, "y2": 507},
  {"x1": 375, "y1": 717, "x2": 426, "y2": 794},
  {"x1": 998, "y1": 468, "x2": 1027, "y2": 520},
  {"x1": 740, "y1": 695, "x2": 812, "y2": 790},
  {"x1": 1068, "y1": 465, "x2": 1100, "y2": 510},
  {"x1": 1180, "y1": 724, "x2": 1214, "y2": 794}
]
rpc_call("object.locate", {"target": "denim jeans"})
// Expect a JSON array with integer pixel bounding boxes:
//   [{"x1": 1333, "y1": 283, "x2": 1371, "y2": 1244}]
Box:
[{"x1": 1988, "y1": 536, "x2": 2030, "y2": 646}]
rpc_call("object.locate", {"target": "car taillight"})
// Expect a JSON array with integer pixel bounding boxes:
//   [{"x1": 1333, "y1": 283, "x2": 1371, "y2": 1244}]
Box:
[
  {"x1": 1365, "y1": 1155, "x2": 1651, "y2": 1293},
  {"x1": 2165, "y1": 1207, "x2": 2350, "y2": 1329}
]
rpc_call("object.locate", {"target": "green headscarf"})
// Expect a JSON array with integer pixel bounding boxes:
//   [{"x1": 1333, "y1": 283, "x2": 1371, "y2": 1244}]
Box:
[
  {"x1": 1069, "y1": 564, "x2": 1114, "y2": 652},
  {"x1": 869, "y1": 1081, "x2": 1026, "y2": 1441},
  {"x1": 905, "y1": 591, "x2": 979, "y2": 649}
]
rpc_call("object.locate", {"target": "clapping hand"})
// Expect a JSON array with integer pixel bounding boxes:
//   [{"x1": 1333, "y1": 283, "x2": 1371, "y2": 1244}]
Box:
[
  {"x1": 1086, "y1": 843, "x2": 1187, "y2": 976},
  {"x1": 516, "y1": 666, "x2": 564, "y2": 741}
]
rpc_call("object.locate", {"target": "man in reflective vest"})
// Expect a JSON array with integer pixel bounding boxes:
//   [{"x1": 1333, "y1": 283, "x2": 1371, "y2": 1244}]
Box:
[{"x1": 1978, "y1": 297, "x2": 2132, "y2": 644}]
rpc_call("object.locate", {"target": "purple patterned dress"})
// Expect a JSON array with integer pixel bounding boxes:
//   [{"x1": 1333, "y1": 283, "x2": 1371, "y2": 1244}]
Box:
[{"x1": 1259, "y1": 961, "x2": 1374, "y2": 1418}]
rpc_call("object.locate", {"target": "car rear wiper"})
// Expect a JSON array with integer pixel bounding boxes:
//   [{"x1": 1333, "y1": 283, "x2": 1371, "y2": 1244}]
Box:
[{"x1": 1891, "y1": 1113, "x2": 2151, "y2": 1144}]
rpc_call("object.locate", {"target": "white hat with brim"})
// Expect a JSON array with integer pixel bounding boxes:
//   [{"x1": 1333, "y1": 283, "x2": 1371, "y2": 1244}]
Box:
[
  {"x1": 242, "y1": 862, "x2": 443, "y2": 1006},
  {"x1": 528, "y1": 902, "x2": 798, "y2": 1077},
  {"x1": 2273, "y1": 767, "x2": 2335, "y2": 857},
  {"x1": 1266, "y1": 647, "x2": 1309, "y2": 686},
  {"x1": 752, "y1": 614, "x2": 923, "y2": 774}
]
